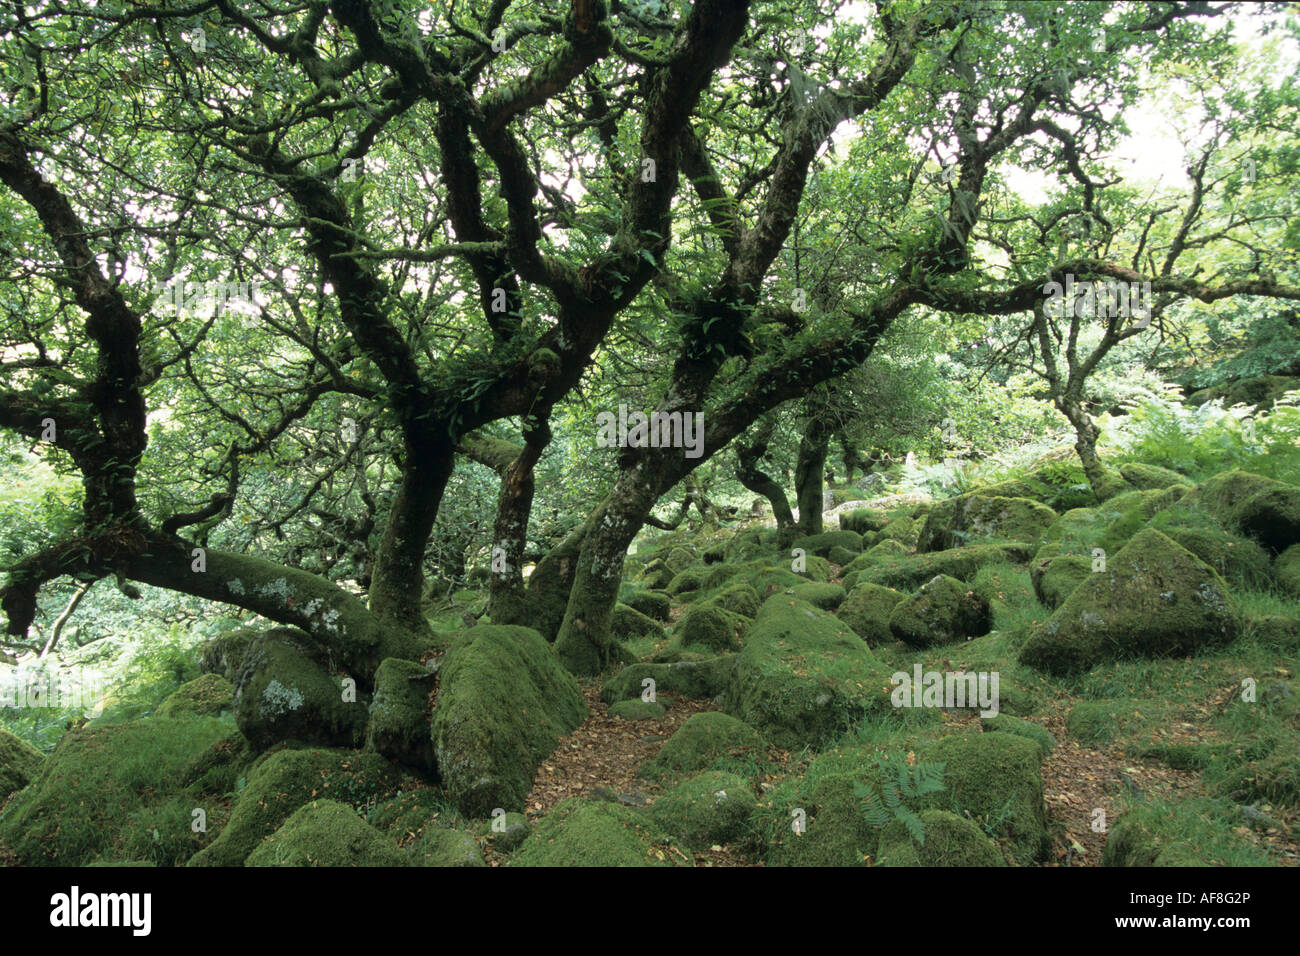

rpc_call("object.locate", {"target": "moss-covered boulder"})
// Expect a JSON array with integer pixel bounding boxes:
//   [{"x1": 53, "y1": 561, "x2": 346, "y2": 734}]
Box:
[
  {"x1": 640, "y1": 712, "x2": 767, "y2": 782},
  {"x1": 674, "y1": 605, "x2": 748, "y2": 653},
  {"x1": 920, "y1": 732, "x2": 1049, "y2": 866},
  {"x1": 409, "y1": 824, "x2": 486, "y2": 866},
  {"x1": 245, "y1": 799, "x2": 408, "y2": 866},
  {"x1": 827, "y1": 545, "x2": 859, "y2": 566},
  {"x1": 600, "y1": 657, "x2": 737, "y2": 705},
  {"x1": 1119, "y1": 462, "x2": 1192, "y2": 490},
  {"x1": 1187, "y1": 373, "x2": 1300, "y2": 411},
  {"x1": 233, "y1": 630, "x2": 368, "y2": 752},
  {"x1": 1033, "y1": 554, "x2": 1092, "y2": 609},
  {"x1": 725, "y1": 597, "x2": 894, "y2": 750},
  {"x1": 836, "y1": 582, "x2": 907, "y2": 645},
  {"x1": 0, "y1": 727, "x2": 43, "y2": 799},
  {"x1": 703, "y1": 582, "x2": 763, "y2": 619},
  {"x1": 364, "y1": 658, "x2": 435, "y2": 773},
  {"x1": 189, "y1": 747, "x2": 398, "y2": 866},
  {"x1": 876, "y1": 809, "x2": 1007, "y2": 866},
  {"x1": 0, "y1": 717, "x2": 231, "y2": 866},
  {"x1": 197, "y1": 627, "x2": 261, "y2": 681},
  {"x1": 840, "y1": 508, "x2": 890, "y2": 535},
  {"x1": 1146, "y1": 506, "x2": 1272, "y2": 589},
  {"x1": 1021, "y1": 529, "x2": 1238, "y2": 676},
  {"x1": 888, "y1": 574, "x2": 993, "y2": 648},
  {"x1": 790, "y1": 582, "x2": 846, "y2": 610},
  {"x1": 648, "y1": 770, "x2": 757, "y2": 850},
  {"x1": 157, "y1": 673, "x2": 234, "y2": 718},
  {"x1": 792, "y1": 530, "x2": 863, "y2": 558},
  {"x1": 979, "y1": 713, "x2": 1056, "y2": 756},
  {"x1": 667, "y1": 566, "x2": 711, "y2": 596},
  {"x1": 608, "y1": 699, "x2": 666, "y2": 720},
  {"x1": 611, "y1": 603, "x2": 666, "y2": 642},
  {"x1": 621, "y1": 589, "x2": 672, "y2": 622},
  {"x1": 510, "y1": 798, "x2": 689, "y2": 866},
  {"x1": 853, "y1": 543, "x2": 1028, "y2": 592},
  {"x1": 1181, "y1": 468, "x2": 1300, "y2": 553},
  {"x1": 431, "y1": 625, "x2": 585, "y2": 816},
  {"x1": 919, "y1": 495, "x2": 1058, "y2": 553},
  {"x1": 765, "y1": 771, "x2": 880, "y2": 867},
  {"x1": 1276, "y1": 544, "x2": 1300, "y2": 598}
]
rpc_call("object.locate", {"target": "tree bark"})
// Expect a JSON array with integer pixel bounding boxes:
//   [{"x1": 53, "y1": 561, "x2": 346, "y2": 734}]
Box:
[{"x1": 735, "y1": 416, "x2": 795, "y2": 529}]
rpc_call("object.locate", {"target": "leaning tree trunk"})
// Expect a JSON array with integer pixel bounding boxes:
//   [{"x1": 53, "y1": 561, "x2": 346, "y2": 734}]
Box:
[
  {"x1": 522, "y1": 514, "x2": 593, "y2": 641},
  {"x1": 735, "y1": 416, "x2": 796, "y2": 531},
  {"x1": 794, "y1": 402, "x2": 834, "y2": 536},
  {"x1": 487, "y1": 420, "x2": 551, "y2": 626},
  {"x1": 1058, "y1": 395, "x2": 1129, "y2": 502}
]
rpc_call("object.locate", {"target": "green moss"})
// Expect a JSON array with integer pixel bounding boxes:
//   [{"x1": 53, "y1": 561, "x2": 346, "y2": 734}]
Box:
[
  {"x1": 608, "y1": 699, "x2": 666, "y2": 720},
  {"x1": 979, "y1": 714, "x2": 1056, "y2": 756},
  {"x1": 666, "y1": 566, "x2": 711, "y2": 596},
  {"x1": 1276, "y1": 544, "x2": 1300, "y2": 598},
  {"x1": 648, "y1": 770, "x2": 757, "y2": 850},
  {"x1": 919, "y1": 732, "x2": 1049, "y2": 866},
  {"x1": 789, "y1": 582, "x2": 845, "y2": 610},
  {"x1": 725, "y1": 596, "x2": 895, "y2": 750},
  {"x1": 1021, "y1": 529, "x2": 1239, "y2": 676},
  {"x1": 189, "y1": 747, "x2": 399, "y2": 866},
  {"x1": 1182, "y1": 469, "x2": 1300, "y2": 553},
  {"x1": 198, "y1": 628, "x2": 260, "y2": 681},
  {"x1": 611, "y1": 603, "x2": 666, "y2": 641},
  {"x1": 432, "y1": 625, "x2": 585, "y2": 816},
  {"x1": 0, "y1": 727, "x2": 42, "y2": 799},
  {"x1": 233, "y1": 630, "x2": 368, "y2": 752},
  {"x1": 840, "y1": 508, "x2": 890, "y2": 535},
  {"x1": 887, "y1": 574, "x2": 993, "y2": 648},
  {"x1": 856, "y1": 543, "x2": 1028, "y2": 592},
  {"x1": 409, "y1": 824, "x2": 486, "y2": 866},
  {"x1": 827, "y1": 545, "x2": 859, "y2": 566},
  {"x1": 763, "y1": 773, "x2": 880, "y2": 867},
  {"x1": 511, "y1": 798, "x2": 689, "y2": 866},
  {"x1": 1103, "y1": 813, "x2": 1207, "y2": 867},
  {"x1": 365, "y1": 658, "x2": 435, "y2": 772},
  {"x1": 180, "y1": 729, "x2": 253, "y2": 797},
  {"x1": 877, "y1": 809, "x2": 1007, "y2": 866},
  {"x1": 836, "y1": 582, "x2": 907, "y2": 645},
  {"x1": 621, "y1": 589, "x2": 672, "y2": 622},
  {"x1": 0, "y1": 716, "x2": 230, "y2": 865},
  {"x1": 245, "y1": 799, "x2": 408, "y2": 867},
  {"x1": 157, "y1": 673, "x2": 234, "y2": 718},
  {"x1": 1065, "y1": 699, "x2": 1175, "y2": 745},
  {"x1": 600, "y1": 657, "x2": 737, "y2": 704},
  {"x1": 674, "y1": 605, "x2": 748, "y2": 653},
  {"x1": 1147, "y1": 506, "x2": 1272, "y2": 589},
  {"x1": 792, "y1": 530, "x2": 864, "y2": 558},
  {"x1": 1119, "y1": 462, "x2": 1193, "y2": 490},
  {"x1": 704, "y1": 582, "x2": 763, "y2": 618},
  {"x1": 1034, "y1": 555, "x2": 1092, "y2": 609},
  {"x1": 1213, "y1": 739, "x2": 1300, "y2": 808},
  {"x1": 919, "y1": 495, "x2": 1058, "y2": 553},
  {"x1": 640, "y1": 712, "x2": 767, "y2": 782}
]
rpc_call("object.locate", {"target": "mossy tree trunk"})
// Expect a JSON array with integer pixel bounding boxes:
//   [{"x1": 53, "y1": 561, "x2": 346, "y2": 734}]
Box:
[
  {"x1": 735, "y1": 415, "x2": 796, "y2": 530},
  {"x1": 794, "y1": 389, "x2": 835, "y2": 536}
]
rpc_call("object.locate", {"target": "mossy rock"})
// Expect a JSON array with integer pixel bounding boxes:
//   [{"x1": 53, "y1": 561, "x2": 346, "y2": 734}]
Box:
[
  {"x1": 622, "y1": 589, "x2": 672, "y2": 622},
  {"x1": 157, "y1": 673, "x2": 235, "y2": 719},
  {"x1": 725, "y1": 596, "x2": 894, "y2": 750},
  {"x1": 1181, "y1": 468, "x2": 1300, "y2": 553},
  {"x1": 608, "y1": 699, "x2": 666, "y2": 720},
  {"x1": 197, "y1": 627, "x2": 264, "y2": 681},
  {"x1": 836, "y1": 582, "x2": 907, "y2": 645},
  {"x1": 1275, "y1": 544, "x2": 1300, "y2": 599},
  {"x1": 704, "y1": 582, "x2": 763, "y2": 619},
  {"x1": 1119, "y1": 462, "x2": 1192, "y2": 490},
  {"x1": 233, "y1": 630, "x2": 368, "y2": 752},
  {"x1": 674, "y1": 605, "x2": 748, "y2": 653},
  {"x1": 0, "y1": 717, "x2": 230, "y2": 866},
  {"x1": 1187, "y1": 373, "x2": 1300, "y2": 411},
  {"x1": 364, "y1": 658, "x2": 435, "y2": 774},
  {"x1": 1034, "y1": 555, "x2": 1092, "y2": 609},
  {"x1": 792, "y1": 530, "x2": 864, "y2": 558},
  {"x1": 511, "y1": 798, "x2": 689, "y2": 867},
  {"x1": 765, "y1": 773, "x2": 880, "y2": 867},
  {"x1": 245, "y1": 799, "x2": 407, "y2": 867},
  {"x1": 409, "y1": 824, "x2": 486, "y2": 866},
  {"x1": 876, "y1": 514, "x2": 921, "y2": 549},
  {"x1": 887, "y1": 574, "x2": 992, "y2": 648},
  {"x1": 979, "y1": 713, "x2": 1056, "y2": 756},
  {"x1": 840, "y1": 508, "x2": 890, "y2": 535},
  {"x1": 638, "y1": 561, "x2": 675, "y2": 591},
  {"x1": 189, "y1": 747, "x2": 399, "y2": 866},
  {"x1": 431, "y1": 624, "x2": 586, "y2": 816},
  {"x1": 1021, "y1": 529, "x2": 1238, "y2": 676},
  {"x1": 611, "y1": 603, "x2": 666, "y2": 641},
  {"x1": 920, "y1": 731, "x2": 1049, "y2": 866},
  {"x1": 482, "y1": 810, "x2": 530, "y2": 853},
  {"x1": 919, "y1": 495, "x2": 1058, "y2": 553},
  {"x1": 855, "y1": 543, "x2": 1028, "y2": 592},
  {"x1": 179, "y1": 729, "x2": 253, "y2": 796},
  {"x1": 640, "y1": 712, "x2": 767, "y2": 782},
  {"x1": 1102, "y1": 814, "x2": 1208, "y2": 867},
  {"x1": 648, "y1": 770, "x2": 757, "y2": 850},
  {"x1": 1033, "y1": 488, "x2": 1187, "y2": 572},
  {"x1": 827, "y1": 545, "x2": 859, "y2": 566},
  {"x1": 1145, "y1": 507, "x2": 1272, "y2": 589},
  {"x1": 790, "y1": 582, "x2": 846, "y2": 610},
  {"x1": 600, "y1": 657, "x2": 737, "y2": 704},
  {"x1": 366, "y1": 787, "x2": 450, "y2": 836},
  {"x1": 876, "y1": 809, "x2": 1007, "y2": 866},
  {"x1": 0, "y1": 727, "x2": 43, "y2": 799},
  {"x1": 666, "y1": 566, "x2": 711, "y2": 596}
]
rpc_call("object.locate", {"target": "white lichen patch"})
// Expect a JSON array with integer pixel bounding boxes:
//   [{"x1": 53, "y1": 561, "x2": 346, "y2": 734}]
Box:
[
  {"x1": 260, "y1": 679, "x2": 304, "y2": 716},
  {"x1": 228, "y1": 579, "x2": 245, "y2": 595}
]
